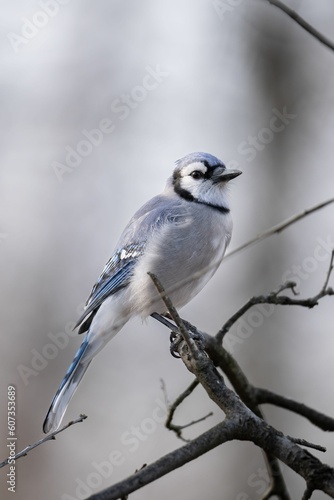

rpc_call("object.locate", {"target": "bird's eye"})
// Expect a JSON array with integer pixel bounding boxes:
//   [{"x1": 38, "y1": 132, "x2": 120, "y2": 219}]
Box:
[{"x1": 190, "y1": 170, "x2": 204, "y2": 180}]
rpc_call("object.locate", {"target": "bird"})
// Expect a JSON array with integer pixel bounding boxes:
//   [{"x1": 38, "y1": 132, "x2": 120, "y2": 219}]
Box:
[{"x1": 43, "y1": 152, "x2": 241, "y2": 433}]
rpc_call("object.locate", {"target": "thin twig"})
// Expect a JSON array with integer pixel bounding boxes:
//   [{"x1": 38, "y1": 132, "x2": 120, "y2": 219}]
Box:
[
  {"x1": 216, "y1": 281, "x2": 295, "y2": 341},
  {"x1": 0, "y1": 414, "x2": 87, "y2": 468},
  {"x1": 287, "y1": 436, "x2": 326, "y2": 453},
  {"x1": 226, "y1": 197, "x2": 334, "y2": 260},
  {"x1": 163, "y1": 379, "x2": 213, "y2": 442},
  {"x1": 322, "y1": 250, "x2": 334, "y2": 291},
  {"x1": 168, "y1": 413, "x2": 214, "y2": 443},
  {"x1": 160, "y1": 378, "x2": 170, "y2": 410},
  {"x1": 165, "y1": 379, "x2": 199, "y2": 430},
  {"x1": 265, "y1": 0, "x2": 334, "y2": 53},
  {"x1": 217, "y1": 252, "x2": 334, "y2": 342},
  {"x1": 177, "y1": 413, "x2": 214, "y2": 431}
]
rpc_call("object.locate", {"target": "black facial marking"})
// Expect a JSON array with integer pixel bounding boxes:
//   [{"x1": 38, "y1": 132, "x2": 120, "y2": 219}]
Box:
[
  {"x1": 174, "y1": 179, "x2": 229, "y2": 214},
  {"x1": 173, "y1": 181, "x2": 194, "y2": 201},
  {"x1": 172, "y1": 160, "x2": 229, "y2": 214},
  {"x1": 202, "y1": 161, "x2": 225, "y2": 179}
]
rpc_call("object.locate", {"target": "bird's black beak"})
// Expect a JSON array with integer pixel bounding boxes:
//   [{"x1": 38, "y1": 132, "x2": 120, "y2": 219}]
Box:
[{"x1": 212, "y1": 168, "x2": 242, "y2": 183}]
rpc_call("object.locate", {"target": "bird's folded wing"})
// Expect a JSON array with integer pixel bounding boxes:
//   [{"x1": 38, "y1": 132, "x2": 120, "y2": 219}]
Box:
[
  {"x1": 74, "y1": 200, "x2": 186, "y2": 333},
  {"x1": 74, "y1": 243, "x2": 144, "y2": 331}
]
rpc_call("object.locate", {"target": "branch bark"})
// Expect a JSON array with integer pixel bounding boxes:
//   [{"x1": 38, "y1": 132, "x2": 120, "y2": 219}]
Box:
[
  {"x1": 0, "y1": 415, "x2": 87, "y2": 468},
  {"x1": 264, "y1": 0, "x2": 334, "y2": 53}
]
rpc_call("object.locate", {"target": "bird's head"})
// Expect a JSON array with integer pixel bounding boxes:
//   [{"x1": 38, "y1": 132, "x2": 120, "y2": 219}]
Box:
[{"x1": 172, "y1": 152, "x2": 242, "y2": 208}]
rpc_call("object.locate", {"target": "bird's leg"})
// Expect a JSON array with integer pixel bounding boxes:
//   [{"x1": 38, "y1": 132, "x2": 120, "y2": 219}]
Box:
[
  {"x1": 150, "y1": 312, "x2": 178, "y2": 333},
  {"x1": 150, "y1": 313, "x2": 205, "y2": 358},
  {"x1": 150, "y1": 312, "x2": 182, "y2": 357}
]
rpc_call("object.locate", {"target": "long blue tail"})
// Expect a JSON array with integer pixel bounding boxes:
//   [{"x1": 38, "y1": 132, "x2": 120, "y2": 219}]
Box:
[{"x1": 43, "y1": 337, "x2": 90, "y2": 434}]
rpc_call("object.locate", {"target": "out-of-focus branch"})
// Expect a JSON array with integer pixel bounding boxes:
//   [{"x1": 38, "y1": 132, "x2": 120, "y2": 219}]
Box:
[
  {"x1": 226, "y1": 197, "x2": 334, "y2": 260},
  {"x1": 264, "y1": 0, "x2": 334, "y2": 52},
  {"x1": 0, "y1": 415, "x2": 87, "y2": 468},
  {"x1": 162, "y1": 378, "x2": 207, "y2": 441}
]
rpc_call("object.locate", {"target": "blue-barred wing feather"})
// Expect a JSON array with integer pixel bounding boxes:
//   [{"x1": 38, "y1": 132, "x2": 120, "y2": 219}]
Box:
[{"x1": 74, "y1": 243, "x2": 145, "y2": 332}]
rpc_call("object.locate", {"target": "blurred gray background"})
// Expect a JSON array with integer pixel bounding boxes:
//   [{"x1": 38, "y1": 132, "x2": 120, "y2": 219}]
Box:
[{"x1": 1, "y1": 1, "x2": 334, "y2": 499}]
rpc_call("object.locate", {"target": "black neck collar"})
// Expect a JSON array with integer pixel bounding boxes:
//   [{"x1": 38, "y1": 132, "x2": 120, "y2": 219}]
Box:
[{"x1": 176, "y1": 187, "x2": 230, "y2": 214}]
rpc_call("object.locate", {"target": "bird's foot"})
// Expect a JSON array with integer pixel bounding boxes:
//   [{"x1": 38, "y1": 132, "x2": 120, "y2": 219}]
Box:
[
  {"x1": 169, "y1": 328, "x2": 205, "y2": 358},
  {"x1": 170, "y1": 331, "x2": 182, "y2": 358}
]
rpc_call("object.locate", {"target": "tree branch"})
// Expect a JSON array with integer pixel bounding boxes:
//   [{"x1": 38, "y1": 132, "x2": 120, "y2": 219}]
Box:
[
  {"x1": 264, "y1": 0, "x2": 334, "y2": 53},
  {"x1": 226, "y1": 197, "x2": 334, "y2": 260},
  {"x1": 172, "y1": 333, "x2": 334, "y2": 499},
  {"x1": 286, "y1": 437, "x2": 326, "y2": 453},
  {"x1": 255, "y1": 389, "x2": 334, "y2": 432},
  {"x1": 162, "y1": 378, "x2": 208, "y2": 441},
  {"x1": 217, "y1": 250, "x2": 334, "y2": 342},
  {"x1": 88, "y1": 418, "x2": 240, "y2": 500},
  {"x1": 0, "y1": 415, "x2": 87, "y2": 468}
]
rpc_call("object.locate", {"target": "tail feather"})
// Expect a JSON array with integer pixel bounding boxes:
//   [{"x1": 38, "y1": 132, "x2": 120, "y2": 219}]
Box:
[{"x1": 43, "y1": 337, "x2": 90, "y2": 434}]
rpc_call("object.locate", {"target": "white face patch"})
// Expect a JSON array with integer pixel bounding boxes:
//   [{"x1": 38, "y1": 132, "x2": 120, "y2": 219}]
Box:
[
  {"x1": 174, "y1": 159, "x2": 229, "y2": 210},
  {"x1": 180, "y1": 161, "x2": 207, "y2": 177}
]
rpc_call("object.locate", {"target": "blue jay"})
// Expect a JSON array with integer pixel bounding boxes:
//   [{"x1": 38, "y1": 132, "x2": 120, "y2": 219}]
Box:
[{"x1": 43, "y1": 152, "x2": 241, "y2": 433}]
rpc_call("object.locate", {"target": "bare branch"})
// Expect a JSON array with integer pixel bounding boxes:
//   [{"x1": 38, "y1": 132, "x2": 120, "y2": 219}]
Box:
[
  {"x1": 0, "y1": 415, "x2": 87, "y2": 468},
  {"x1": 264, "y1": 0, "x2": 334, "y2": 53},
  {"x1": 226, "y1": 197, "x2": 334, "y2": 260},
  {"x1": 163, "y1": 378, "x2": 200, "y2": 440},
  {"x1": 169, "y1": 412, "x2": 214, "y2": 443},
  {"x1": 255, "y1": 389, "x2": 334, "y2": 432},
  {"x1": 287, "y1": 437, "x2": 326, "y2": 453},
  {"x1": 203, "y1": 334, "x2": 334, "y2": 433},
  {"x1": 322, "y1": 250, "x2": 334, "y2": 291},
  {"x1": 178, "y1": 341, "x2": 334, "y2": 498},
  {"x1": 217, "y1": 251, "x2": 334, "y2": 342},
  {"x1": 88, "y1": 419, "x2": 240, "y2": 500}
]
